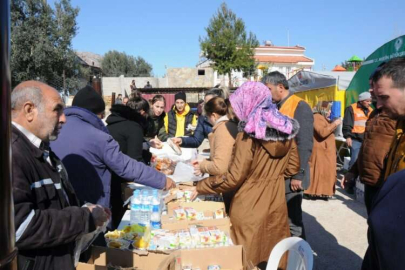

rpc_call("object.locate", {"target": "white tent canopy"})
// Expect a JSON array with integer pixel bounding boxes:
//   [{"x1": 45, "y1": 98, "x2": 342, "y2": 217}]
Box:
[{"x1": 289, "y1": 71, "x2": 355, "y2": 93}]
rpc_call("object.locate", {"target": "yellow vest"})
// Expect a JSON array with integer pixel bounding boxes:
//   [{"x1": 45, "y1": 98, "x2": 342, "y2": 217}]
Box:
[
  {"x1": 279, "y1": 95, "x2": 305, "y2": 118},
  {"x1": 351, "y1": 103, "x2": 373, "y2": 134},
  {"x1": 385, "y1": 119, "x2": 405, "y2": 179}
]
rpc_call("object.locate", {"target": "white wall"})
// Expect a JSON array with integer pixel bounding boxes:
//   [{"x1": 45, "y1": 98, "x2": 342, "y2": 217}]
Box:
[
  {"x1": 102, "y1": 76, "x2": 159, "y2": 96},
  {"x1": 102, "y1": 68, "x2": 215, "y2": 96},
  {"x1": 167, "y1": 67, "x2": 214, "y2": 88}
]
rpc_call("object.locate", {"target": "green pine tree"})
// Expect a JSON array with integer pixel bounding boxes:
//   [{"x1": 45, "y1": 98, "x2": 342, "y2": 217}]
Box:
[
  {"x1": 102, "y1": 50, "x2": 153, "y2": 77},
  {"x1": 200, "y1": 3, "x2": 259, "y2": 87},
  {"x1": 11, "y1": 0, "x2": 80, "y2": 91}
]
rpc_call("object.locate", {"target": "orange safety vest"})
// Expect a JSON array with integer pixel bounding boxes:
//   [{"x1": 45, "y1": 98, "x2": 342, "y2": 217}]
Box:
[
  {"x1": 350, "y1": 103, "x2": 373, "y2": 134},
  {"x1": 279, "y1": 95, "x2": 305, "y2": 118}
]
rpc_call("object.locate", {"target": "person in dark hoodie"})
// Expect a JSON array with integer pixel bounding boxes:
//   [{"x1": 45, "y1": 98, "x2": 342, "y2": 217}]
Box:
[
  {"x1": 107, "y1": 103, "x2": 147, "y2": 163},
  {"x1": 51, "y1": 86, "x2": 176, "y2": 218},
  {"x1": 106, "y1": 97, "x2": 153, "y2": 227}
]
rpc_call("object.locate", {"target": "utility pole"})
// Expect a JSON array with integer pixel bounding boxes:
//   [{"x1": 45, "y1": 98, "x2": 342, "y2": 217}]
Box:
[
  {"x1": 62, "y1": 69, "x2": 66, "y2": 91},
  {"x1": 0, "y1": 0, "x2": 18, "y2": 268}
]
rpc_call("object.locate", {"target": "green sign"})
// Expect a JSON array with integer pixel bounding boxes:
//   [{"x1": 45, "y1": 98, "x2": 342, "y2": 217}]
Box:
[{"x1": 345, "y1": 35, "x2": 405, "y2": 105}]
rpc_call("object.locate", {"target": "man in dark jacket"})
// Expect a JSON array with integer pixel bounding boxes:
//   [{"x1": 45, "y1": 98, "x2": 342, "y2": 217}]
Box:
[
  {"x1": 361, "y1": 170, "x2": 405, "y2": 270},
  {"x1": 171, "y1": 88, "x2": 224, "y2": 148},
  {"x1": 51, "y1": 86, "x2": 175, "y2": 211},
  {"x1": 11, "y1": 81, "x2": 110, "y2": 270},
  {"x1": 263, "y1": 72, "x2": 314, "y2": 239}
]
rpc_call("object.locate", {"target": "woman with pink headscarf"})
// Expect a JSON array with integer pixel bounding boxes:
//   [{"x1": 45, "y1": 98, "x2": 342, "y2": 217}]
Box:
[{"x1": 191, "y1": 82, "x2": 300, "y2": 269}]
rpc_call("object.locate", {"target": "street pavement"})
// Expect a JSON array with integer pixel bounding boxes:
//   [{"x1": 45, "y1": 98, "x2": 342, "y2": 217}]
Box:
[{"x1": 303, "y1": 181, "x2": 368, "y2": 270}]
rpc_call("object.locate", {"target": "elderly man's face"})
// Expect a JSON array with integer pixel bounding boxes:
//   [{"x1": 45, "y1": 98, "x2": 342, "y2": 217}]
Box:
[
  {"x1": 375, "y1": 76, "x2": 405, "y2": 119},
  {"x1": 360, "y1": 99, "x2": 372, "y2": 109},
  {"x1": 34, "y1": 87, "x2": 66, "y2": 142}
]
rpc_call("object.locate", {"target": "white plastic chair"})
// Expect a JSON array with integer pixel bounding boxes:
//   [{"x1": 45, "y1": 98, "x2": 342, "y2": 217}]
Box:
[{"x1": 266, "y1": 237, "x2": 313, "y2": 270}]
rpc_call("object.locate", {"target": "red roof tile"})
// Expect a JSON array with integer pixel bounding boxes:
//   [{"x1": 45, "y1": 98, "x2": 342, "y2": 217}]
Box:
[
  {"x1": 256, "y1": 45, "x2": 306, "y2": 50},
  {"x1": 254, "y1": 55, "x2": 313, "y2": 63},
  {"x1": 332, "y1": 65, "x2": 347, "y2": 71}
]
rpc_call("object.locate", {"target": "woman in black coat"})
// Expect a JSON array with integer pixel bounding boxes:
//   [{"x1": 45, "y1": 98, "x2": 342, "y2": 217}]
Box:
[
  {"x1": 107, "y1": 100, "x2": 150, "y2": 163},
  {"x1": 106, "y1": 97, "x2": 150, "y2": 228}
]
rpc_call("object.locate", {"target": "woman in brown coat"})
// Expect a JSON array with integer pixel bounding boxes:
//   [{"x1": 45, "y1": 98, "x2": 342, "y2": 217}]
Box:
[
  {"x1": 305, "y1": 101, "x2": 342, "y2": 199},
  {"x1": 190, "y1": 82, "x2": 300, "y2": 269},
  {"x1": 192, "y1": 97, "x2": 239, "y2": 212},
  {"x1": 192, "y1": 97, "x2": 238, "y2": 176}
]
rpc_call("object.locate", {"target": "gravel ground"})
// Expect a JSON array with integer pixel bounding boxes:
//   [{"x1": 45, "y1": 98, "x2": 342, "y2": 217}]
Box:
[{"x1": 302, "y1": 179, "x2": 368, "y2": 270}]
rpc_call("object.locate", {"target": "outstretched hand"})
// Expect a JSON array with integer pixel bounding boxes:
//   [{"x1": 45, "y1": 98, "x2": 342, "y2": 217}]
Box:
[
  {"x1": 165, "y1": 177, "x2": 177, "y2": 190},
  {"x1": 171, "y1": 137, "x2": 182, "y2": 146}
]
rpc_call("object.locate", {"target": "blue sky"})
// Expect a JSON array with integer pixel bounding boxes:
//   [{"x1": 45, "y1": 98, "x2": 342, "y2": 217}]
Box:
[{"x1": 66, "y1": 0, "x2": 405, "y2": 77}]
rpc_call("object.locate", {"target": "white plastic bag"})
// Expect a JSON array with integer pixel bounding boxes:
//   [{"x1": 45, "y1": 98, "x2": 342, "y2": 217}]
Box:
[
  {"x1": 171, "y1": 162, "x2": 208, "y2": 183},
  {"x1": 150, "y1": 142, "x2": 197, "y2": 163},
  {"x1": 73, "y1": 204, "x2": 109, "y2": 267}
]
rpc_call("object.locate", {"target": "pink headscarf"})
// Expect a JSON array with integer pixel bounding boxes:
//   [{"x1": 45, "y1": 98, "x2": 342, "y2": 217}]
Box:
[{"x1": 229, "y1": 81, "x2": 294, "y2": 139}]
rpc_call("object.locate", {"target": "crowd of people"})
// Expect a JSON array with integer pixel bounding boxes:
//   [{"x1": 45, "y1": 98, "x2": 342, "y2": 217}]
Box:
[{"x1": 9, "y1": 57, "x2": 405, "y2": 270}]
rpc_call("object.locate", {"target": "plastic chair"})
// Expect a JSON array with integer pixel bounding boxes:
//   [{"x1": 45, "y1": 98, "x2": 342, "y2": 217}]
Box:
[{"x1": 266, "y1": 237, "x2": 313, "y2": 270}]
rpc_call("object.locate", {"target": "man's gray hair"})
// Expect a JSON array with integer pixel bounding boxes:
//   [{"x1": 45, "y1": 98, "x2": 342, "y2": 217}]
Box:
[
  {"x1": 11, "y1": 86, "x2": 43, "y2": 117},
  {"x1": 205, "y1": 88, "x2": 229, "y2": 99},
  {"x1": 261, "y1": 71, "x2": 289, "y2": 90}
]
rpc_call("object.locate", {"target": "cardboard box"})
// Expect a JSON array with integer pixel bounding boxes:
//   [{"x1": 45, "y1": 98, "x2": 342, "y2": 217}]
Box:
[
  {"x1": 174, "y1": 245, "x2": 244, "y2": 270},
  {"x1": 167, "y1": 201, "x2": 226, "y2": 216},
  {"x1": 76, "y1": 246, "x2": 169, "y2": 270},
  {"x1": 76, "y1": 245, "x2": 245, "y2": 270},
  {"x1": 161, "y1": 215, "x2": 231, "y2": 235}
]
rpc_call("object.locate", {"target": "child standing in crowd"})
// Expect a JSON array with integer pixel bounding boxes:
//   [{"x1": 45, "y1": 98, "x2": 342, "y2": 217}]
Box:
[
  {"x1": 305, "y1": 101, "x2": 341, "y2": 200},
  {"x1": 190, "y1": 82, "x2": 300, "y2": 269}
]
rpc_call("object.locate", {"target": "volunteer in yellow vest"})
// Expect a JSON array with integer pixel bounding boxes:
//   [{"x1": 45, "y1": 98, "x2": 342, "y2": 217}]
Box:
[
  {"x1": 342, "y1": 92, "x2": 373, "y2": 174},
  {"x1": 262, "y1": 71, "x2": 314, "y2": 240},
  {"x1": 372, "y1": 57, "x2": 405, "y2": 179},
  {"x1": 164, "y1": 91, "x2": 197, "y2": 138}
]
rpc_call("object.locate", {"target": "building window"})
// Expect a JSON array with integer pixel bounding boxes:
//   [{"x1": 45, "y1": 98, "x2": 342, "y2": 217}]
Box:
[{"x1": 198, "y1": 69, "x2": 205, "y2": 76}]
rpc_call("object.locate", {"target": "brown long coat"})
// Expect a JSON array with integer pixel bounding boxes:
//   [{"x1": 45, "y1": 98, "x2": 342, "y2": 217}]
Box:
[
  {"x1": 305, "y1": 114, "x2": 337, "y2": 196},
  {"x1": 349, "y1": 109, "x2": 397, "y2": 186},
  {"x1": 199, "y1": 119, "x2": 238, "y2": 175},
  {"x1": 197, "y1": 132, "x2": 300, "y2": 267}
]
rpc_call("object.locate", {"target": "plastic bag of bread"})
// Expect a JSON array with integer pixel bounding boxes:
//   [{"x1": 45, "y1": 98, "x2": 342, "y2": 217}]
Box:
[{"x1": 152, "y1": 155, "x2": 177, "y2": 175}]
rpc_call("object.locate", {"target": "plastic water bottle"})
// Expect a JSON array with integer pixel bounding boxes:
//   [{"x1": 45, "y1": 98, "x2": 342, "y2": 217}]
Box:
[
  {"x1": 151, "y1": 191, "x2": 161, "y2": 229},
  {"x1": 141, "y1": 190, "x2": 151, "y2": 225},
  {"x1": 130, "y1": 190, "x2": 141, "y2": 224},
  {"x1": 152, "y1": 189, "x2": 160, "y2": 205}
]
